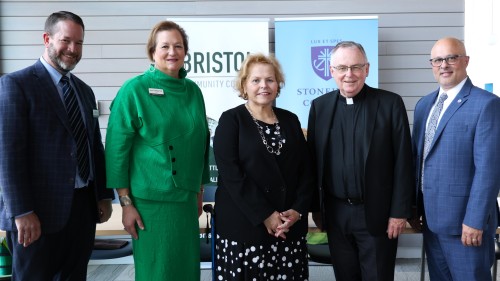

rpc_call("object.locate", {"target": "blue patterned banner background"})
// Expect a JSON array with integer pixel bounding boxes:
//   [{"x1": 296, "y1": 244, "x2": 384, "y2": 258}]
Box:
[{"x1": 275, "y1": 17, "x2": 379, "y2": 129}]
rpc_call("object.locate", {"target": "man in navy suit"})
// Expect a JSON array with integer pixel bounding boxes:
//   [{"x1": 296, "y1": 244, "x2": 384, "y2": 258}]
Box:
[
  {"x1": 412, "y1": 37, "x2": 500, "y2": 280},
  {"x1": 0, "y1": 11, "x2": 114, "y2": 280}
]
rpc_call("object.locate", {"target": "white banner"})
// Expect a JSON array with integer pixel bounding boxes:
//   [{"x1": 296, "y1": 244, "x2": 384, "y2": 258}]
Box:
[
  {"x1": 171, "y1": 18, "x2": 270, "y2": 192},
  {"x1": 173, "y1": 18, "x2": 270, "y2": 120}
]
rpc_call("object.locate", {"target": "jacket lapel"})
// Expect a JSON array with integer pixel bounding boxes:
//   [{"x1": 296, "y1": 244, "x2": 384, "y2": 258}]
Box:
[
  {"x1": 429, "y1": 78, "x2": 471, "y2": 153},
  {"x1": 33, "y1": 60, "x2": 72, "y2": 132},
  {"x1": 317, "y1": 92, "x2": 338, "y2": 163},
  {"x1": 362, "y1": 86, "x2": 378, "y2": 164},
  {"x1": 418, "y1": 90, "x2": 439, "y2": 155}
]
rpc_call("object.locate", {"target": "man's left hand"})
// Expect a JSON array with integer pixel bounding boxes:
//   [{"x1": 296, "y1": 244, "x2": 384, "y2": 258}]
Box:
[
  {"x1": 97, "y1": 199, "x2": 113, "y2": 223},
  {"x1": 461, "y1": 224, "x2": 483, "y2": 247}
]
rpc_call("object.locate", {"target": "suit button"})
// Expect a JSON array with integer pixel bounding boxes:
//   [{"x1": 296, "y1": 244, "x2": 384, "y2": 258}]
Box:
[
  {"x1": 172, "y1": 170, "x2": 177, "y2": 175},
  {"x1": 265, "y1": 188, "x2": 270, "y2": 193},
  {"x1": 169, "y1": 145, "x2": 174, "y2": 150},
  {"x1": 172, "y1": 158, "x2": 176, "y2": 162},
  {"x1": 281, "y1": 186, "x2": 286, "y2": 191}
]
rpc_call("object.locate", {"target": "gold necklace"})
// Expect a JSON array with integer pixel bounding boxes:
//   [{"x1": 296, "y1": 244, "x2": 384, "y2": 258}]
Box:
[{"x1": 245, "y1": 103, "x2": 285, "y2": 155}]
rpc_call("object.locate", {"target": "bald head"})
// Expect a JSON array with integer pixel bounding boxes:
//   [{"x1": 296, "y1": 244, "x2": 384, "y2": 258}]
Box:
[
  {"x1": 431, "y1": 37, "x2": 467, "y2": 56},
  {"x1": 430, "y1": 37, "x2": 469, "y2": 91}
]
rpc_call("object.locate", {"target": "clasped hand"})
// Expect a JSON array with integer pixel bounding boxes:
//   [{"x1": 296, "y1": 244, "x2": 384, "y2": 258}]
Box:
[{"x1": 263, "y1": 209, "x2": 301, "y2": 239}]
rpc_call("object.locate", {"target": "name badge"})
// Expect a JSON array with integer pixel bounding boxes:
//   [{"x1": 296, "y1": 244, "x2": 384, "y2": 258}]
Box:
[
  {"x1": 93, "y1": 109, "x2": 100, "y2": 118},
  {"x1": 149, "y1": 88, "x2": 164, "y2": 96}
]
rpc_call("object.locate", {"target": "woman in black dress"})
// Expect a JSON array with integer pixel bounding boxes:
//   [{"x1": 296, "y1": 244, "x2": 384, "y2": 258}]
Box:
[{"x1": 213, "y1": 53, "x2": 314, "y2": 281}]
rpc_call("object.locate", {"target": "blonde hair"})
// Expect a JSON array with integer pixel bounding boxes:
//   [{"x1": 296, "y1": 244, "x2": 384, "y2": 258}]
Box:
[{"x1": 235, "y1": 53, "x2": 285, "y2": 100}]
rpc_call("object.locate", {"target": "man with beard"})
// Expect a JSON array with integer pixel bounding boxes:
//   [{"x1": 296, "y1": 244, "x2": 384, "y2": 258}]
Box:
[{"x1": 0, "y1": 11, "x2": 114, "y2": 280}]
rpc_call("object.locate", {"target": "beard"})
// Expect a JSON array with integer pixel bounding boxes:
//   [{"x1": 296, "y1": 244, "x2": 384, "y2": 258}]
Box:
[{"x1": 47, "y1": 43, "x2": 81, "y2": 72}]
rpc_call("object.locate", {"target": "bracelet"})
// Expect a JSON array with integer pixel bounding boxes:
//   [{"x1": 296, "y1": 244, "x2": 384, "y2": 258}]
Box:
[{"x1": 119, "y1": 195, "x2": 133, "y2": 207}]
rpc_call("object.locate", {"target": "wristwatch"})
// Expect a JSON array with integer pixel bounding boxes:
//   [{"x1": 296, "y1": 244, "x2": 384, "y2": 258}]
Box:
[{"x1": 119, "y1": 195, "x2": 133, "y2": 207}]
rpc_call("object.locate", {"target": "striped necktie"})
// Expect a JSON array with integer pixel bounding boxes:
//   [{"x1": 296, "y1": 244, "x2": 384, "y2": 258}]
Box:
[{"x1": 60, "y1": 76, "x2": 90, "y2": 182}]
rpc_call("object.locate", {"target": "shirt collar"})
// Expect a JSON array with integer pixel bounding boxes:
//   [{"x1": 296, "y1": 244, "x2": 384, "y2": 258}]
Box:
[
  {"x1": 40, "y1": 56, "x2": 71, "y2": 85},
  {"x1": 338, "y1": 86, "x2": 367, "y2": 105},
  {"x1": 438, "y1": 77, "x2": 468, "y2": 102}
]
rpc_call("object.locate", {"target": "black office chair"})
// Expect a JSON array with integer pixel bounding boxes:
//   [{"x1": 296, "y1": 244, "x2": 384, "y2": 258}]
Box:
[
  {"x1": 493, "y1": 203, "x2": 500, "y2": 281},
  {"x1": 306, "y1": 231, "x2": 332, "y2": 264},
  {"x1": 492, "y1": 236, "x2": 500, "y2": 281},
  {"x1": 90, "y1": 239, "x2": 133, "y2": 260},
  {"x1": 307, "y1": 243, "x2": 332, "y2": 264},
  {"x1": 200, "y1": 186, "x2": 216, "y2": 263},
  {"x1": 201, "y1": 202, "x2": 216, "y2": 281},
  {"x1": 200, "y1": 204, "x2": 214, "y2": 262},
  {"x1": 200, "y1": 237, "x2": 213, "y2": 262}
]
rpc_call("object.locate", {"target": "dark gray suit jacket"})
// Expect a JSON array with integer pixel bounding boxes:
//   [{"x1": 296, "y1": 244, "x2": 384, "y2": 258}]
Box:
[{"x1": 0, "y1": 59, "x2": 113, "y2": 233}]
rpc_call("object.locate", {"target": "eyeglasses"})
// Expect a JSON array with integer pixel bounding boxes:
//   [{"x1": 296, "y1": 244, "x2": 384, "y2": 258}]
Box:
[
  {"x1": 331, "y1": 64, "x2": 367, "y2": 74},
  {"x1": 429, "y1": 55, "x2": 467, "y2": 67}
]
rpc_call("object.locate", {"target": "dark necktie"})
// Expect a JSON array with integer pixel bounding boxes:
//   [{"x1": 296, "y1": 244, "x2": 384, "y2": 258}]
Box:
[{"x1": 60, "y1": 76, "x2": 90, "y2": 182}]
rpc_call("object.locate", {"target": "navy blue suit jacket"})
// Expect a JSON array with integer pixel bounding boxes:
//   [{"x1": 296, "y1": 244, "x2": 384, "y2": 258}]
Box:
[
  {"x1": 413, "y1": 78, "x2": 500, "y2": 235},
  {"x1": 0, "y1": 59, "x2": 113, "y2": 233}
]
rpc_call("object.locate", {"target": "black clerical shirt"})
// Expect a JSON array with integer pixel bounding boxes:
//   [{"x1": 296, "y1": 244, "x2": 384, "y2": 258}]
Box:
[{"x1": 325, "y1": 89, "x2": 367, "y2": 200}]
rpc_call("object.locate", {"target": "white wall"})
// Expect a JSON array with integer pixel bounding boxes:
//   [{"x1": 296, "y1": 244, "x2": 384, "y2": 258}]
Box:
[
  {"x1": 465, "y1": 0, "x2": 499, "y2": 94},
  {"x1": 1, "y1": 0, "x2": 464, "y2": 132}
]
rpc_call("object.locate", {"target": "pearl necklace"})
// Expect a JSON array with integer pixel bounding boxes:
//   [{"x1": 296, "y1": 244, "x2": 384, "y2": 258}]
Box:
[{"x1": 245, "y1": 103, "x2": 286, "y2": 155}]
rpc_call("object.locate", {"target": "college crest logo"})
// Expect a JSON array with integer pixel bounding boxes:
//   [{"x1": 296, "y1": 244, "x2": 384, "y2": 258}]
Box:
[{"x1": 311, "y1": 46, "x2": 333, "y2": 81}]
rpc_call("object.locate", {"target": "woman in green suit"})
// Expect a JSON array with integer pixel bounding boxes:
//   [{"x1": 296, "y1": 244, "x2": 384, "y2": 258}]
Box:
[{"x1": 105, "y1": 21, "x2": 210, "y2": 281}]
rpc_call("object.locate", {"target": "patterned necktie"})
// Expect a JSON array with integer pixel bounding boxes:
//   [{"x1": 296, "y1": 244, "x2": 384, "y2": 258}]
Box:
[
  {"x1": 423, "y1": 93, "x2": 448, "y2": 160},
  {"x1": 60, "y1": 76, "x2": 90, "y2": 182}
]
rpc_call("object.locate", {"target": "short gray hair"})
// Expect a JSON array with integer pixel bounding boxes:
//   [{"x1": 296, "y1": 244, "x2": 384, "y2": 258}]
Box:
[{"x1": 330, "y1": 41, "x2": 368, "y2": 65}]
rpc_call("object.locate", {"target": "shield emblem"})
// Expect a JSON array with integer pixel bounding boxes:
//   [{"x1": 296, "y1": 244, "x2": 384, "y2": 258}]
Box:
[{"x1": 311, "y1": 46, "x2": 333, "y2": 81}]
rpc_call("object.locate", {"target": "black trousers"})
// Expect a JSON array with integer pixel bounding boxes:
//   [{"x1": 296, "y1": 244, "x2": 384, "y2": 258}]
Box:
[
  {"x1": 325, "y1": 197, "x2": 398, "y2": 281},
  {"x1": 7, "y1": 187, "x2": 96, "y2": 281}
]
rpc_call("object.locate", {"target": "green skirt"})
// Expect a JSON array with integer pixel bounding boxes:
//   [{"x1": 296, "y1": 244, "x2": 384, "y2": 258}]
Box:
[{"x1": 133, "y1": 194, "x2": 200, "y2": 281}]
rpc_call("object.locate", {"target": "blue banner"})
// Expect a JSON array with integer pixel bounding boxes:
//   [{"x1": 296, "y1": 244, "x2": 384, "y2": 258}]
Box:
[
  {"x1": 275, "y1": 17, "x2": 379, "y2": 128},
  {"x1": 485, "y1": 83, "x2": 493, "y2": 93}
]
